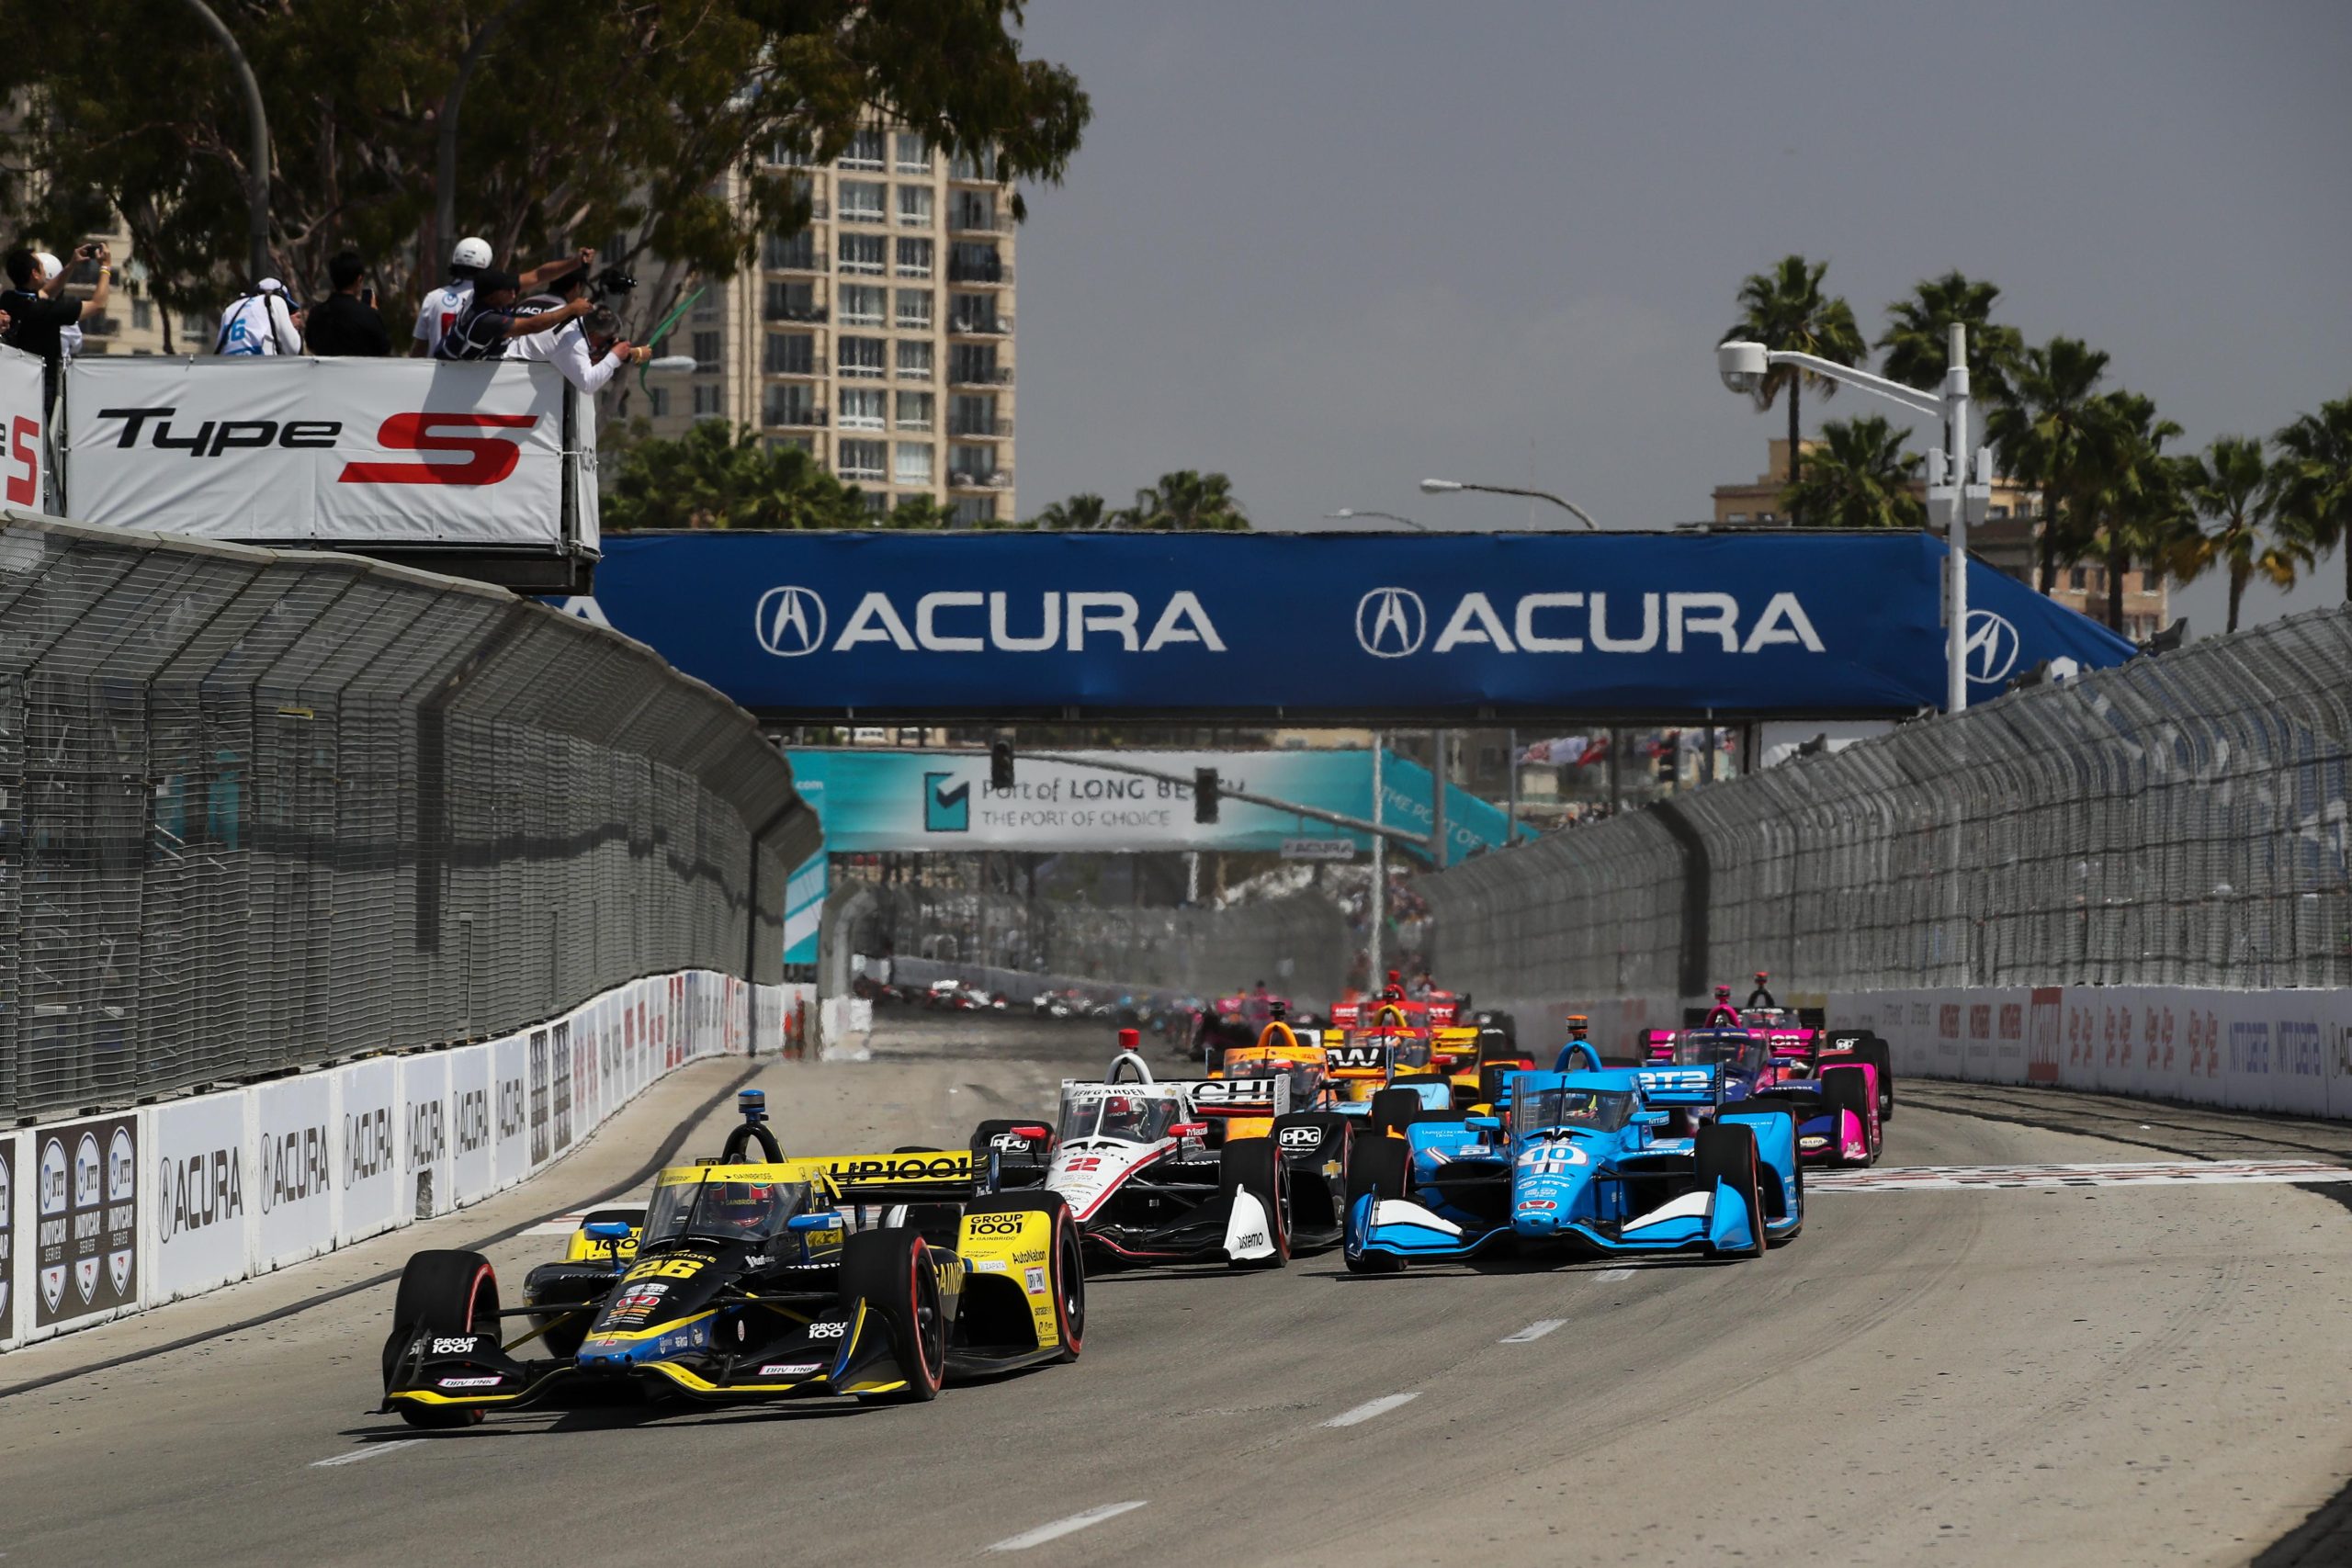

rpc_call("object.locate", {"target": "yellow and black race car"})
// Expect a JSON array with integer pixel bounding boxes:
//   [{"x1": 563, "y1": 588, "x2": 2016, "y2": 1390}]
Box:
[{"x1": 378, "y1": 1090, "x2": 1082, "y2": 1427}]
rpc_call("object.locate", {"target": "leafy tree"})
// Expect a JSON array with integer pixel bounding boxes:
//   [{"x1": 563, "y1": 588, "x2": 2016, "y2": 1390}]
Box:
[
  {"x1": 1114, "y1": 470, "x2": 1250, "y2": 532},
  {"x1": 602, "y1": 422, "x2": 865, "y2": 530},
  {"x1": 1722, "y1": 255, "x2": 1866, "y2": 519},
  {"x1": 1033, "y1": 492, "x2": 1108, "y2": 530},
  {"x1": 1985, "y1": 337, "x2": 2112, "y2": 591},
  {"x1": 1876, "y1": 269, "x2": 2025, "y2": 412},
  {"x1": 1, "y1": 1, "x2": 1089, "y2": 329},
  {"x1": 2270, "y1": 395, "x2": 2352, "y2": 603},
  {"x1": 1778, "y1": 414, "x2": 1925, "y2": 531},
  {"x1": 2071, "y1": 390, "x2": 2186, "y2": 634},
  {"x1": 2169, "y1": 435, "x2": 2308, "y2": 634}
]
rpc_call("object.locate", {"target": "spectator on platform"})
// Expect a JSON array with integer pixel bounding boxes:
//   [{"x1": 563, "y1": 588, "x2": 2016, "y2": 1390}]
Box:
[
  {"x1": 3, "y1": 241, "x2": 110, "y2": 402},
  {"x1": 304, "y1": 250, "x2": 391, "y2": 356}
]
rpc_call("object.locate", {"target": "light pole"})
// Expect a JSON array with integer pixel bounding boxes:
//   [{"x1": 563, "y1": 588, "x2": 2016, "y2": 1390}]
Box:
[
  {"x1": 1323, "y1": 508, "x2": 1430, "y2": 531},
  {"x1": 1419, "y1": 478, "x2": 1600, "y2": 531},
  {"x1": 1716, "y1": 324, "x2": 1989, "y2": 713},
  {"x1": 180, "y1": 0, "x2": 272, "y2": 282}
]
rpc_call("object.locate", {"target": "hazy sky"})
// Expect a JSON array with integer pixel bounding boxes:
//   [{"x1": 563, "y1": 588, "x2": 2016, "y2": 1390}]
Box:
[{"x1": 1012, "y1": 2, "x2": 2352, "y2": 637}]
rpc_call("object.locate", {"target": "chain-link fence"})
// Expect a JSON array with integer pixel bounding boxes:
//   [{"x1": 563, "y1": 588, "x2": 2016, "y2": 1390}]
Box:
[
  {"x1": 820, "y1": 880, "x2": 1350, "y2": 1005},
  {"x1": 0, "y1": 512, "x2": 816, "y2": 1122},
  {"x1": 1421, "y1": 607, "x2": 2352, "y2": 1022}
]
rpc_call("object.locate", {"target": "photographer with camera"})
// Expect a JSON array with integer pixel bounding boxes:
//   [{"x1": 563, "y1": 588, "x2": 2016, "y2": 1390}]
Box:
[
  {"x1": 432, "y1": 268, "x2": 592, "y2": 362},
  {"x1": 3, "y1": 239, "x2": 111, "y2": 404},
  {"x1": 505, "y1": 260, "x2": 650, "y2": 395},
  {"x1": 304, "y1": 250, "x2": 390, "y2": 356},
  {"x1": 412, "y1": 239, "x2": 597, "y2": 357}
]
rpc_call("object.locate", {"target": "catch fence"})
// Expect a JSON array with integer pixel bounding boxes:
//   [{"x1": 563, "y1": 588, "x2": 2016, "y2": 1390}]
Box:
[
  {"x1": 1422, "y1": 607, "x2": 2352, "y2": 1025},
  {"x1": 820, "y1": 880, "x2": 1351, "y2": 1006},
  {"x1": 0, "y1": 511, "x2": 816, "y2": 1122}
]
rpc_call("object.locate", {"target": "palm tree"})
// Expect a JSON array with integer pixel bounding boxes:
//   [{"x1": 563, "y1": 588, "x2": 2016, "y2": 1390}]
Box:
[
  {"x1": 1722, "y1": 255, "x2": 1867, "y2": 518},
  {"x1": 1777, "y1": 414, "x2": 1926, "y2": 530},
  {"x1": 1876, "y1": 269, "x2": 2025, "y2": 414},
  {"x1": 2270, "y1": 395, "x2": 2352, "y2": 602},
  {"x1": 1034, "y1": 492, "x2": 1108, "y2": 530},
  {"x1": 2071, "y1": 390, "x2": 2186, "y2": 634},
  {"x1": 2170, "y1": 435, "x2": 2309, "y2": 633},
  {"x1": 1984, "y1": 337, "x2": 2111, "y2": 591},
  {"x1": 1120, "y1": 470, "x2": 1250, "y2": 531}
]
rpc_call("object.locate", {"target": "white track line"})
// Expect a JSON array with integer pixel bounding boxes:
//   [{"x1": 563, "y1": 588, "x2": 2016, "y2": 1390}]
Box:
[
  {"x1": 986, "y1": 1501, "x2": 1148, "y2": 1551},
  {"x1": 1323, "y1": 1392, "x2": 1419, "y2": 1427},
  {"x1": 311, "y1": 1440, "x2": 424, "y2": 1468},
  {"x1": 1500, "y1": 1319, "x2": 1565, "y2": 1343},
  {"x1": 1593, "y1": 1267, "x2": 1635, "y2": 1282}
]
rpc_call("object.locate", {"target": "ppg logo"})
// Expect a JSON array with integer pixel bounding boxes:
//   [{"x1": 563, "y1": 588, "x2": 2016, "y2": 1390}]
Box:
[
  {"x1": 1355, "y1": 588, "x2": 1427, "y2": 658},
  {"x1": 1277, "y1": 1125, "x2": 1323, "y2": 1149},
  {"x1": 1963, "y1": 609, "x2": 2020, "y2": 685},
  {"x1": 754, "y1": 586, "x2": 829, "y2": 658}
]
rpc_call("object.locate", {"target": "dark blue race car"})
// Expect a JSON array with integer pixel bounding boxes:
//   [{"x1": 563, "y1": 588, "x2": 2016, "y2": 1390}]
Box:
[{"x1": 1341, "y1": 1065, "x2": 1804, "y2": 1272}]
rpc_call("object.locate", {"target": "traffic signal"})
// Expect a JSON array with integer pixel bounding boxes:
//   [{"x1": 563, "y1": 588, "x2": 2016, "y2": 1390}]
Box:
[
  {"x1": 1194, "y1": 767, "x2": 1219, "y2": 824},
  {"x1": 990, "y1": 741, "x2": 1014, "y2": 790}
]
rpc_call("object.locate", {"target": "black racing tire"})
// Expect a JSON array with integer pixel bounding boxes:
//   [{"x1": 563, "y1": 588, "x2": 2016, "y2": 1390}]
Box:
[
  {"x1": 1861, "y1": 1037, "x2": 1894, "y2": 1122},
  {"x1": 1342, "y1": 1134, "x2": 1411, "y2": 1275},
  {"x1": 1216, "y1": 1136, "x2": 1290, "y2": 1269},
  {"x1": 1369, "y1": 1087, "x2": 1423, "y2": 1135},
  {"x1": 842, "y1": 1228, "x2": 945, "y2": 1401},
  {"x1": 1345, "y1": 1128, "x2": 1411, "y2": 1207},
  {"x1": 966, "y1": 1190, "x2": 1084, "y2": 1362},
  {"x1": 383, "y1": 1249, "x2": 501, "y2": 1428},
  {"x1": 1693, "y1": 1123, "x2": 1767, "y2": 1259},
  {"x1": 1823, "y1": 1066, "x2": 1877, "y2": 1165}
]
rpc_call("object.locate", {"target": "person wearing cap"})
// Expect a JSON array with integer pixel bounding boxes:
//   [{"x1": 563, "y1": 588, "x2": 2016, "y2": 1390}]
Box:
[
  {"x1": 434, "y1": 267, "x2": 592, "y2": 362},
  {"x1": 505, "y1": 261, "x2": 647, "y2": 393},
  {"x1": 214, "y1": 276, "x2": 304, "y2": 355},
  {"x1": 411, "y1": 237, "x2": 595, "y2": 358}
]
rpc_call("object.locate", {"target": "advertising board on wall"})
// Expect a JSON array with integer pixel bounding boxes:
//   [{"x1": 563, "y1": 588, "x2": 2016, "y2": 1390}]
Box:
[
  {"x1": 1, "y1": 342, "x2": 44, "y2": 512},
  {"x1": 151, "y1": 1094, "x2": 250, "y2": 1304},
  {"x1": 255, "y1": 1073, "x2": 335, "y2": 1271},
  {"x1": 341, "y1": 1057, "x2": 401, "y2": 1242},
  {"x1": 0, "y1": 1134, "x2": 16, "y2": 1343},
  {"x1": 34, "y1": 1115, "x2": 138, "y2": 1330},
  {"x1": 59, "y1": 357, "x2": 585, "y2": 550}
]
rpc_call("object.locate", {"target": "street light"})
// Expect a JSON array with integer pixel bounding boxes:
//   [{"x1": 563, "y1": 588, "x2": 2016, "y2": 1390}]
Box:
[
  {"x1": 1419, "y1": 477, "x2": 1600, "y2": 531},
  {"x1": 1713, "y1": 324, "x2": 1988, "y2": 713},
  {"x1": 1324, "y1": 508, "x2": 1430, "y2": 531}
]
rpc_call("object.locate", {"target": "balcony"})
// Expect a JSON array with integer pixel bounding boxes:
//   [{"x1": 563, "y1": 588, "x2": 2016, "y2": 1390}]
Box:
[
  {"x1": 763, "y1": 406, "x2": 828, "y2": 429},
  {"x1": 946, "y1": 257, "x2": 1012, "y2": 287},
  {"x1": 838, "y1": 360, "x2": 888, "y2": 380},
  {"x1": 948, "y1": 414, "x2": 1013, "y2": 439},
  {"x1": 764, "y1": 354, "x2": 828, "y2": 379},
  {"x1": 947, "y1": 365, "x2": 1013, "y2": 388},
  {"x1": 947, "y1": 312, "x2": 1012, "y2": 337},
  {"x1": 948, "y1": 468, "x2": 1014, "y2": 491},
  {"x1": 763, "y1": 302, "x2": 828, "y2": 323},
  {"x1": 949, "y1": 208, "x2": 1013, "y2": 236},
  {"x1": 839, "y1": 466, "x2": 888, "y2": 483}
]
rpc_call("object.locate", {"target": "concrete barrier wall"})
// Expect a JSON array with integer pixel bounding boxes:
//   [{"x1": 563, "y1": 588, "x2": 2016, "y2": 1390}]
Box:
[{"x1": 0, "y1": 971, "x2": 810, "y2": 1354}]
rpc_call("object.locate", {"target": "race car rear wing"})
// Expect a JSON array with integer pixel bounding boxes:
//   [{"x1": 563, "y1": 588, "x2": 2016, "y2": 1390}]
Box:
[
  {"x1": 1189, "y1": 1076, "x2": 1293, "y2": 1119},
  {"x1": 1632, "y1": 1064, "x2": 1724, "y2": 1109},
  {"x1": 796, "y1": 1149, "x2": 992, "y2": 1204}
]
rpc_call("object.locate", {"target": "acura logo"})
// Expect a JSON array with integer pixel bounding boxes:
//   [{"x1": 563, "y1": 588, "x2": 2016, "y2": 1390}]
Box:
[
  {"x1": 1962, "y1": 609, "x2": 2020, "y2": 684},
  {"x1": 1355, "y1": 587, "x2": 1426, "y2": 658},
  {"x1": 754, "y1": 586, "x2": 828, "y2": 658}
]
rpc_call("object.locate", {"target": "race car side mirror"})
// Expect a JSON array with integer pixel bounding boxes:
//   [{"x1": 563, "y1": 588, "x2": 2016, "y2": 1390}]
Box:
[
  {"x1": 584, "y1": 1221, "x2": 631, "y2": 1242},
  {"x1": 1169, "y1": 1122, "x2": 1208, "y2": 1140},
  {"x1": 786, "y1": 1212, "x2": 842, "y2": 1232}
]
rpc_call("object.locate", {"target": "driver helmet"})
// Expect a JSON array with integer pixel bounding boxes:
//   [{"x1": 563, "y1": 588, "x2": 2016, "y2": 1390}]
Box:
[
  {"x1": 707, "y1": 1179, "x2": 779, "y2": 1234},
  {"x1": 1101, "y1": 1095, "x2": 1148, "y2": 1140}
]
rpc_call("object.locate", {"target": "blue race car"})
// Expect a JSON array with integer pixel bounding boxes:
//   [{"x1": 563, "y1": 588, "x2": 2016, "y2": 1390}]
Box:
[{"x1": 1340, "y1": 1065, "x2": 1803, "y2": 1272}]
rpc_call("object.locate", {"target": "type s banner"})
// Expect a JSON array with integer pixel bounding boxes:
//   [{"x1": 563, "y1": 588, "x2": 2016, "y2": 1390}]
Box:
[
  {"x1": 1, "y1": 342, "x2": 44, "y2": 511},
  {"x1": 62, "y1": 357, "x2": 570, "y2": 546}
]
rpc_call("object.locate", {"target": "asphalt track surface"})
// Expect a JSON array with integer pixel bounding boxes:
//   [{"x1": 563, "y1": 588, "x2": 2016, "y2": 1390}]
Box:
[{"x1": 6, "y1": 1016, "x2": 2352, "y2": 1567}]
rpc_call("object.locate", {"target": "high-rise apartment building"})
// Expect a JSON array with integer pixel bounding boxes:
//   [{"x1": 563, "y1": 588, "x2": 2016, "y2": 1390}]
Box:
[{"x1": 639, "y1": 119, "x2": 1017, "y2": 525}]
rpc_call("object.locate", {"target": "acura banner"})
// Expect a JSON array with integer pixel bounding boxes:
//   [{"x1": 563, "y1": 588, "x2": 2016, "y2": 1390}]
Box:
[
  {"x1": 576, "y1": 530, "x2": 2142, "y2": 720},
  {"x1": 61, "y1": 357, "x2": 579, "y2": 547}
]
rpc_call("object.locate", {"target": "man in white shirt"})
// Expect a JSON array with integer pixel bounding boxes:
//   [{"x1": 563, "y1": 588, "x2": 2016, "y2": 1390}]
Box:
[
  {"x1": 505, "y1": 263, "x2": 649, "y2": 394},
  {"x1": 214, "y1": 278, "x2": 304, "y2": 355},
  {"x1": 411, "y1": 238, "x2": 597, "y2": 357}
]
